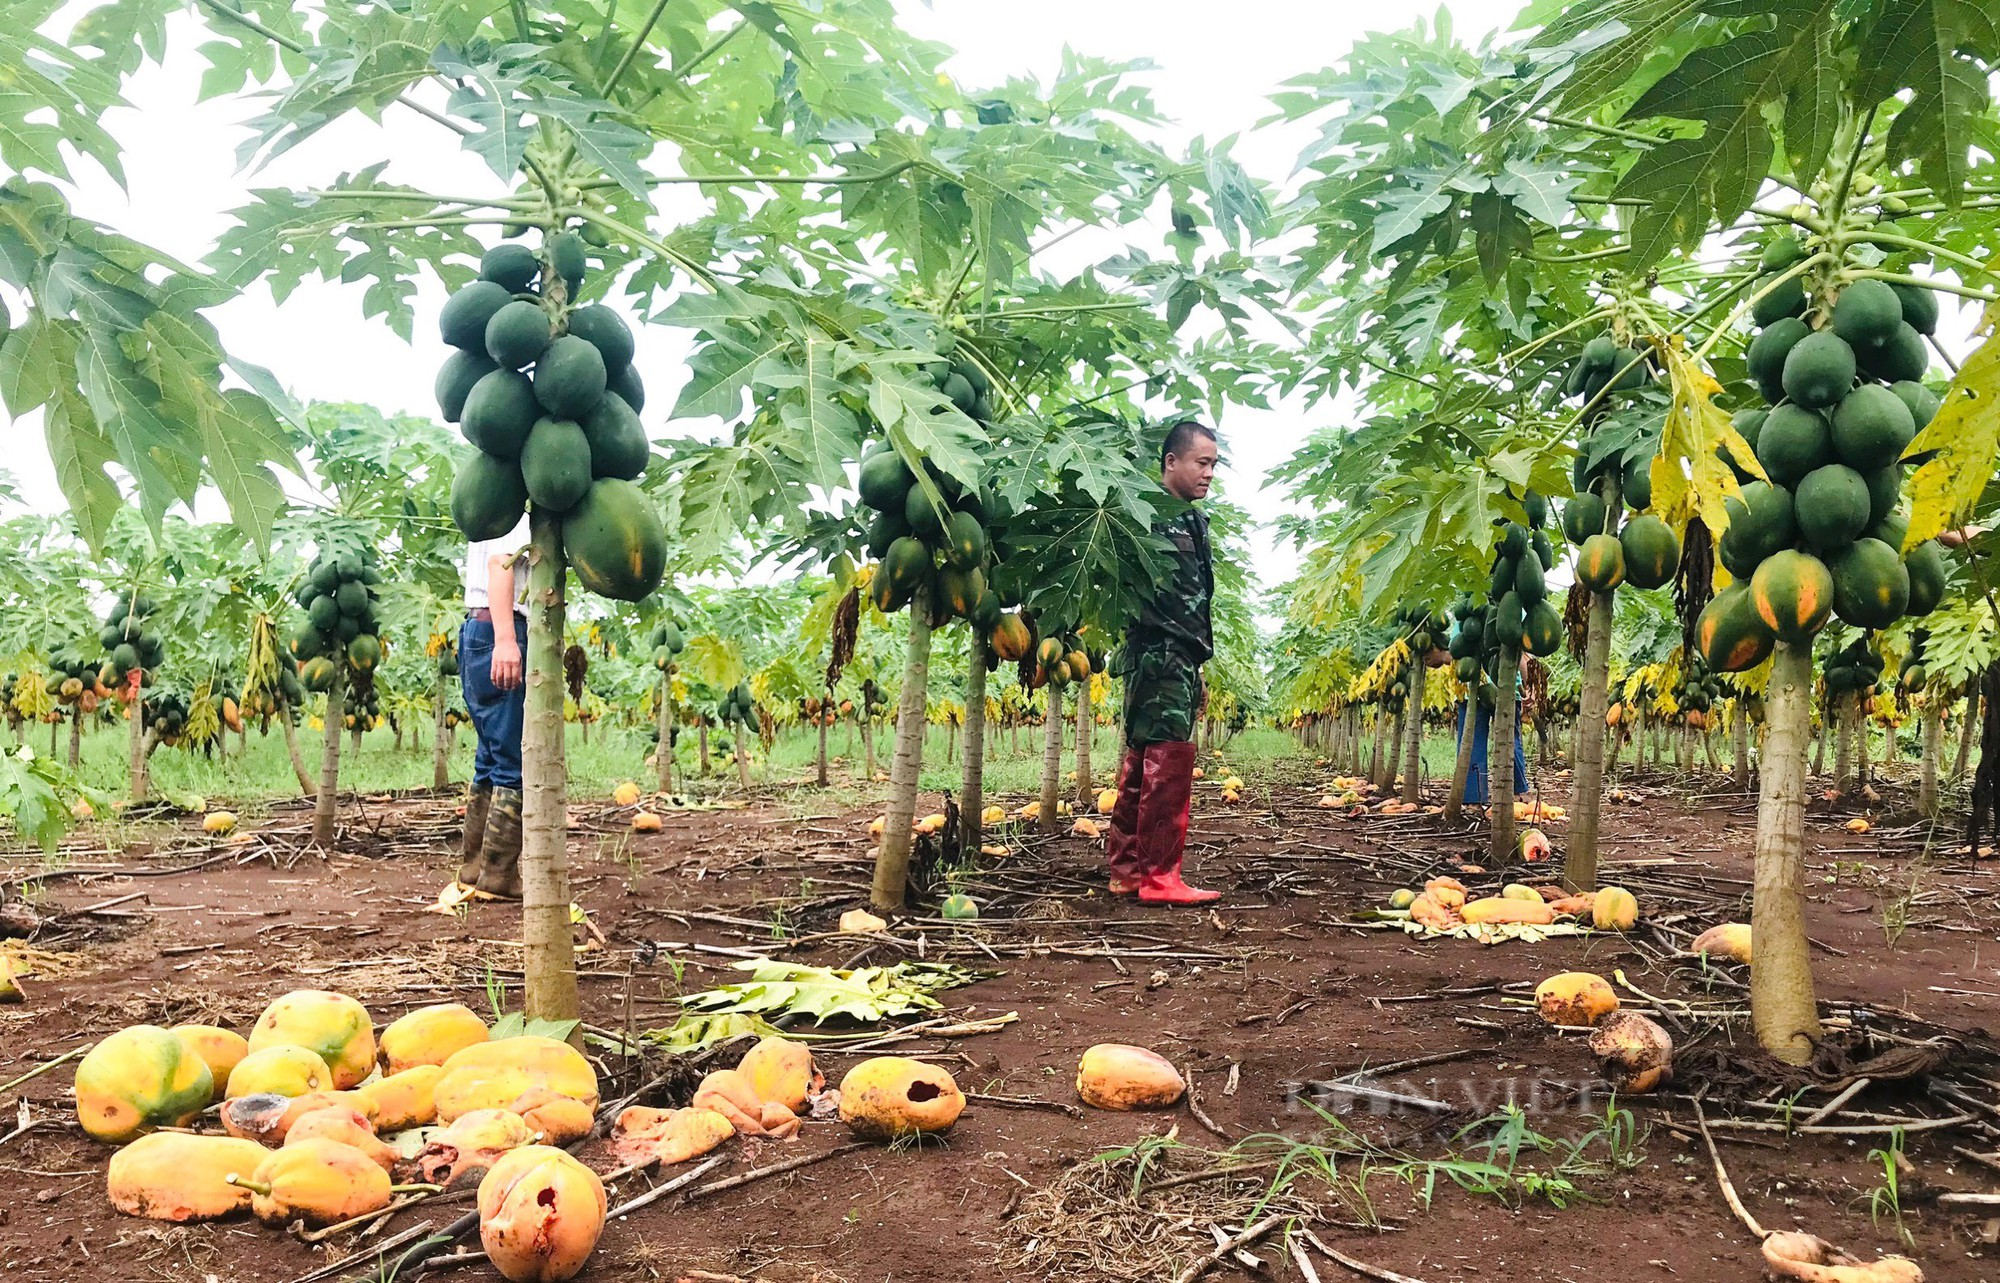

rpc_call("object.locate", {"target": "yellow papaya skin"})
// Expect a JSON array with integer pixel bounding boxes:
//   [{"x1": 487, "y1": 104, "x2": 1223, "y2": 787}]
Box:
[
  {"x1": 355, "y1": 1064, "x2": 443, "y2": 1131},
  {"x1": 378, "y1": 1003, "x2": 490, "y2": 1075},
  {"x1": 108, "y1": 1133, "x2": 270, "y2": 1221},
  {"x1": 171, "y1": 1025, "x2": 250, "y2": 1102},
  {"x1": 75, "y1": 1025, "x2": 214, "y2": 1144},
  {"x1": 247, "y1": 990, "x2": 376, "y2": 1090}
]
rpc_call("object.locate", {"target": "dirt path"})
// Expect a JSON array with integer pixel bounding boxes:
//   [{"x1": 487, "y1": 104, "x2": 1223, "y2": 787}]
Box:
[{"x1": 2, "y1": 765, "x2": 1997, "y2": 1283}]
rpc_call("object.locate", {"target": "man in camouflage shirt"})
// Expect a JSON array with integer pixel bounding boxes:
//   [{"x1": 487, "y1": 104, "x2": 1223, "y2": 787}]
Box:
[{"x1": 1105, "y1": 421, "x2": 1223, "y2": 906}]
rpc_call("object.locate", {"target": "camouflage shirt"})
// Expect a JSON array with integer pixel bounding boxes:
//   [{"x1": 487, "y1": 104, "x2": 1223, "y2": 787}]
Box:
[
  {"x1": 1129, "y1": 506, "x2": 1214, "y2": 662},
  {"x1": 1119, "y1": 505, "x2": 1214, "y2": 746}
]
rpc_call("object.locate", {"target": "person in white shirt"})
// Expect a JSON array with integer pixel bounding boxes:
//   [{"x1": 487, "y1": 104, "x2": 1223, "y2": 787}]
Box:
[{"x1": 455, "y1": 518, "x2": 529, "y2": 899}]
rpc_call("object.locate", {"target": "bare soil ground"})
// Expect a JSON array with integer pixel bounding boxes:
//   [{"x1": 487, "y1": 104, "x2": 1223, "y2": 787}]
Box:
[{"x1": 3, "y1": 757, "x2": 1998, "y2": 1283}]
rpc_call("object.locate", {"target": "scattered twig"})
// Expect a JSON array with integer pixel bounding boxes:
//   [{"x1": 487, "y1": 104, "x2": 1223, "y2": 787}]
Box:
[
  {"x1": 683, "y1": 1141, "x2": 867, "y2": 1201},
  {"x1": 0, "y1": 1046, "x2": 88, "y2": 1098},
  {"x1": 605, "y1": 1154, "x2": 730, "y2": 1219},
  {"x1": 289, "y1": 1219, "x2": 436, "y2": 1283},
  {"x1": 1799, "y1": 1078, "x2": 1871, "y2": 1128},
  {"x1": 1695, "y1": 1098, "x2": 1767, "y2": 1239},
  {"x1": 965, "y1": 1090, "x2": 1083, "y2": 1118},
  {"x1": 1183, "y1": 1062, "x2": 1233, "y2": 1140},
  {"x1": 1304, "y1": 1229, "x2": 1432, "y2": 1283},
  {"x1": 1169, "y1": 1212, "x2": 1288, "y2": 1283}
]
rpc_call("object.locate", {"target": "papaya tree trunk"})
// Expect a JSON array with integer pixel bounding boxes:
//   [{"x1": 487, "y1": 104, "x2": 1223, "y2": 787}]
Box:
[
  {"x1": 1564, "y1": 583, "x2": 1616, "y2": 890},
  {"x1": 861, "y1": 717, "x2": 876, "y2": 781},
  {"x1": 1444, "y1": 696, "x2": 1477, "y2": 826},
  {"x1": 816, "y1": 692, "x2": 830, "y2": 788},
  {"x1": 735, "y1": 724, "x2": 751, "y2": 790},
  {"x1": 1040, "y1": 682, "x2": 1064, "y2": 835},
  {"x1": 1918, "y1": 698, "x2": 1943, "y2": 818},
  {"x1": 1733, "y1": 708, "x2": 1752, "y2": 790},
  {"x1": 1365, "y1": 709, "x2": 1385, "y2": 787},
  {"x1": 1401, "y1": 663, "x2": 1425, "y2": 805},
  {"x1": 312, "y1": 666, "x2": 346, "y2": 845},
  {"x1": 945, "y1": 720, "x2": 956, "y2": 765},
  {"x1": 1955, "y1": 689, "x2": 1978, "y2": 783},
  {"x1": 1835, "y1": 694, "x2": 1857, "y2": 793},
  {"x1": 1703, "y1": 723, "x2": 1721, "y2": 772},
  {"x1": 1489, "y1": 648, "x2": 1519, "y2": 864},
  {"x1": 1074, "y1": 682, "x2": 1094, "y2": 810},
  {"x1": 1751, "y1": 641, "x2": 1823, "y2": 1065},
  {"x1": 1676, "y1": 724, "x2": 1691, "y2": 773},
  {"x1": 664, "y1": 679, "x2": 680, "y2": 791},
  {"x1": 1857, "y1": 701, "x2": 1872, "y2": 785},
  {"x1": 871, "y1": 593, "x2": 933, "y2": 912},
  {"x1": 1373, "y1": 706, "x2": 1401, "y2": 792},
  {"x1": 126, "y1": 691, "x2": 149, "y2": 805},
  {"x1": 278, "y1": 695, "x2": 314, "y2": 797},
  {"x1": 962, "y1": 646, "x2": 988, "y2": 858},
  {"x1": 67, "y1": 709, "x2": 81, "y2": 769},
  {"x1": 698, "y1": 722, "x2": 710, "y2": 776},
  {"x1": 432, "y1": 675, "x2": 451, "y2": 791},
  {"x1": 520, "y1": 512, "x2": 579, "y2": 1029}
]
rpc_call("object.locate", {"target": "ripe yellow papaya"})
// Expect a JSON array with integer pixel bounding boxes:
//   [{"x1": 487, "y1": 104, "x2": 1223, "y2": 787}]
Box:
[
  {"x1": 478, "y1": 1145, "x2": 608, "y2": 1283},
  {"x1": 379, "y1": 1003, "x2": 490, "y2": 1075},
  {"x1": 355, "y1": 1064, "x2": 443, "y2": 1132},
  {"x1": 227, "y1": 1044, "x2": 334, "y2": 1100},
  {"x1": 171, "y1": 1025, "x2": 250, "y2": 1103},
  {"x1": 75, "y1": 1025, "x2": 214, "y2": 1144},
  {"x1": 107, "y1": 1132, "x2": 271, "y2": 1221},
  {"x1": 433, "y1": 1035, "x2": 599, "y2": 1125},
  {"x1": 247, "y1": 990, "x2": 376, "y2": 1090}
]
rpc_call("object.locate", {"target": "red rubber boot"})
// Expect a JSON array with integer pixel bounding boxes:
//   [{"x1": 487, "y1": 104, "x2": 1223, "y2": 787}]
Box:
[
  {"x1": 1105, "y1": 747, "x2": 1146, "y2": 894},
  {"x1": 1134, "y1": 742, "x2": 1220, "y2": 905}
]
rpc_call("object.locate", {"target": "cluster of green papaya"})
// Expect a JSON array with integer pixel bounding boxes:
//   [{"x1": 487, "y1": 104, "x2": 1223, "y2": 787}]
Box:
[
  {"x1": 342, "y1": 683, "x2": 383, "y2": 730},
  {"x1": 1823, "y1": 636, "x2": 1886, "y2": 699},
  {"x1": 146, "y1": 690, "x2": 190, "y2": 742},
  {"x1": 46, "y1": 643, "x2": 106, "y2": 710},
  {"x1": 1029, "y1": 634, "x2": 1100, "y2": 692},
  {"x1": 436, "y1": 642, "x2": 459, "y2": 679},
  {"x1": 1698, "y1": 250, "x2": 1947, "y2": 673},
  {"x1": 1563, "y1": 447, "x2": 1680, "y2": 596},
  {"x1": 1899, "y1": 631, "x2": 1929, "y2": 694},
  {"x1": 716, "y1": 682, "x2": 757, "y2": 727},
  {"x1": 289, "y1": 546, "x2": 386, "y2": 690},
  {"x1": 439, "y1": 232, "x2": 667, "y2": 602},
  {"x1": 1444, "y1": 602, "x2": 1501, "y2": 710},
  {"x1": 1561, "y1": 332, "x2": 1653, "y2": 405},
  {"x1": 857, "y1": 437, "x2": 1012, "y2": 638},
  {"x1": 1674, "y1": 662, "x2": 1722, "y2": 725},
  {"x1": 1485, "y1": 502, "x2": 1564, "y2": 658},
  {"x1": 649, "y1": 620, "x2": 685, "y2": 672},
  {"x1": 100, "y1": 591, "x2": 164, "y2": 689}
]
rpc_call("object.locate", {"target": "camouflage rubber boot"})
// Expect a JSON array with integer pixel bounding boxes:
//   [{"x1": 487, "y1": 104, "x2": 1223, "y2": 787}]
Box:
[
  {"x1": 475, "y1": 786, "x2": 524, "y2": 900},
  {"x1": 456, "y1": 784, "x2": 493, "y2": 887}
]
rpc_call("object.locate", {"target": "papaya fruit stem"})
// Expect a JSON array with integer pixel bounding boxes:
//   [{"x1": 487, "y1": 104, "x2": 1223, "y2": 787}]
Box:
[{"x1": 224, "y1": 1174, "x2": 272, "y2": 1196}]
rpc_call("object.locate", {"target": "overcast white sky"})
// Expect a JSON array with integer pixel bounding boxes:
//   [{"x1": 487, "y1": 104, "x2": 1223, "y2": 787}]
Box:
[{"x1": 7, "y1": 0, "x2": 1522, "y2": 593}]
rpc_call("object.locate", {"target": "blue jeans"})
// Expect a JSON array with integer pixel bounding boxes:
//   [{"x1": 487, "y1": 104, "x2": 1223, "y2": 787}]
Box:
[
  {"x1": 460, "y1": 616, "x2": 525, "y2": 790},
  {"x1": 1457, "y1": 699, "x2": 1528, "y2": 805}
]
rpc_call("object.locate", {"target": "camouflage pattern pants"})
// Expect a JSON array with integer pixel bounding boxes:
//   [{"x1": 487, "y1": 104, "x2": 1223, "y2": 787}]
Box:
[{"x1": 1122, "y1": 647, "x2": 1203, "y2": 746}]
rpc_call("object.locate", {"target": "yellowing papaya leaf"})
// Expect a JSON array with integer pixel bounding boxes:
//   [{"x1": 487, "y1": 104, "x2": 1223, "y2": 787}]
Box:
[
  {"x1": 1348, "y1": 636, "x2": 1413, "y2": 701},
  {"x1": 1651, "y1": 337, "x2": 1759, "y2": 536},
  {"x1": 1904, "y1": 327, "x2": 2000, "y2": 551}
]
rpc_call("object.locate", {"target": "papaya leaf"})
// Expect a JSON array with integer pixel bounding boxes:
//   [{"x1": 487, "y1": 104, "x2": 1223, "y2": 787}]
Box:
[
  {"x1": 1652, "y1": 337, "x2": 1757, "y2": 536},
  {"x1": 678, "y1": 960, "x2": 978, "y2": 1026},
  {"x1": 1905, "y1": 325, "x2": 2000, "y2": 550}
]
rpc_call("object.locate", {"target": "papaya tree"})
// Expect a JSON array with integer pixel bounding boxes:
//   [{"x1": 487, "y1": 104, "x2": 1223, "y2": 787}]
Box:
[
  {"x1": 660, "y1": 53, "x2": 1276, "y2": 910},
  {"x1": 1285, "y1": 0, "x2": 1998, "y2": 1061}
]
